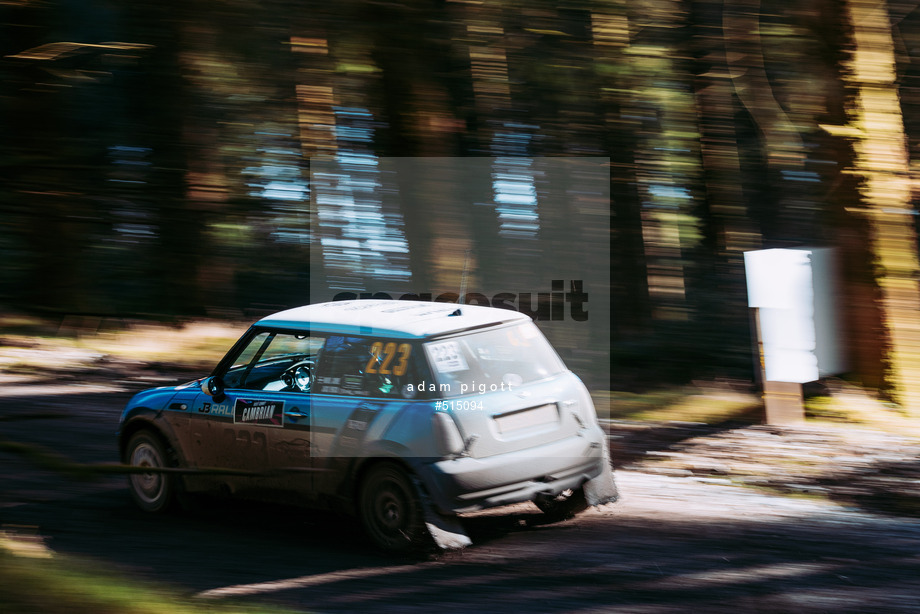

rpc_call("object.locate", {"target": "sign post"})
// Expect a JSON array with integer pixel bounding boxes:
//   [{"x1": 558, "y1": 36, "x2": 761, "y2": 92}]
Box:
[
  {"x1": 751, "y1": 307, "x2": 806, "y2": 424},
  {"x1": 744, "y1": 248, "x2": 843, "y2": 425}
]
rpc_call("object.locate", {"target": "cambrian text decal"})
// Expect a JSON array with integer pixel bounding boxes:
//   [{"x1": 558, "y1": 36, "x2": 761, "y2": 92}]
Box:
[
  {"x1": 234, "y1": 399, "x2": 284, "y2": 427},
  {"x1": 332, "y1": 279, "x2": 588, "y2": 321}
]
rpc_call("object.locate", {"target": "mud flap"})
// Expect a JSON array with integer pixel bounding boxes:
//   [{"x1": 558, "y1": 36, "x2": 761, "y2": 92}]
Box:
[
  {"x1": 424, "y1": 514, "x2": 473, "y2": 550},
  {"x1": 584, "y1": 440, "x2": 619, "y2": 506},
  {"x1": 410, "y1": 475, "x2": 472, "y2": 550}
]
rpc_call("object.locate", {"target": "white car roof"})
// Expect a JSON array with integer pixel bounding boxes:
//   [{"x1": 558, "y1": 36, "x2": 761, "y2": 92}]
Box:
[{"x1": 257, "y1": 299, "x2": 531, "y2": 339}]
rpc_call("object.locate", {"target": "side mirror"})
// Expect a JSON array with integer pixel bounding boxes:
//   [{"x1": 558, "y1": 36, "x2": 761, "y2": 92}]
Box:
[{"x1": 200, "y1": 376, "x2": 225, "y2": 401}]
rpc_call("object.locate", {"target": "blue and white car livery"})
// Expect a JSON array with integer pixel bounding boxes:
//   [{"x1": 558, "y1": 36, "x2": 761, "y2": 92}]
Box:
[{"x1": 118, "y1": 300, "x2": 617, "y2": 551}]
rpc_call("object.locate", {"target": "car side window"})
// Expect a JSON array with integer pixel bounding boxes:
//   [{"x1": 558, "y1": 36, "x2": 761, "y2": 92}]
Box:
[
  {"x1": 314, "y1": 336, "x2": 418, "y2": 399},
  {"x1": 221, "y1": 331, "x2": 324, "y2": 392}
]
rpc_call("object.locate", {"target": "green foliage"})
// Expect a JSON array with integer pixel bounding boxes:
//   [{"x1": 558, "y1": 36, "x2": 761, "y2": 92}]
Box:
[
  {"x1": 804, "y1": 395, "x2": 855, "y2": 423},
  {"x1": 0, "y1": 545, "x2": 295, "y2": 614},
  {"x1": 606, "y1": 388, "x2": 762, "y2": 424}
]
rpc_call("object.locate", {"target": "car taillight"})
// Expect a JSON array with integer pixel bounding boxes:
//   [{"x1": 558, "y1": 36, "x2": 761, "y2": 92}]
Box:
[
  {"x1": 432, "y1": 411, "x2": 465, "y2": 457},
  {"x1": 563, "y1": 385, "x2": 599, "y2": 427}
]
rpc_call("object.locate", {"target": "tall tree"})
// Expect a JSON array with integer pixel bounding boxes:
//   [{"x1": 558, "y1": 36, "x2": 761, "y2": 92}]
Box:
[
  {"x1": 590, "y1": 1, "x2": 651, "y2": 339},
  {"x1": 839, "y1": 0, "x2": 920, "y2": 409}
]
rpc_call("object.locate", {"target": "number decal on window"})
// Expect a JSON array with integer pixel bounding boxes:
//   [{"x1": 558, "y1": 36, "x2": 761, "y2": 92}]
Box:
[
  {"x1": 427, "y1": 340, "x2": 468, "y2": 372},
  {"x1": 379, "y1": 342, "x2": 397, "y2": 374},
  {"x1": 392, "y1": 343, "x2": 411, "y2": 376},
  {"x1": 365, "y1": 341, "x2": 411, "y2": 376},
  {"x1": 365, "y1": 341, "x2": 384, "y2": 374}
]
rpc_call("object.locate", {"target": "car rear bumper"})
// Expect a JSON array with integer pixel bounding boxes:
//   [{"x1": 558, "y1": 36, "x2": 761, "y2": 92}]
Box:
[{"x1": 419, "y1": 427, "x2": 609, "y2": 514}]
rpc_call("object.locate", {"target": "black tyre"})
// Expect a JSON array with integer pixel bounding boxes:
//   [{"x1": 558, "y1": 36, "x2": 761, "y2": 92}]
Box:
[
  {"x1": 358, "y1": 462, "x2": 427, "y2": 552},
  {"x1": 125, "y1": 431, "x2": 175, "y2": 513},
  {"x1": 534, "y1": 487, "x2": 589, "y2": 523}
]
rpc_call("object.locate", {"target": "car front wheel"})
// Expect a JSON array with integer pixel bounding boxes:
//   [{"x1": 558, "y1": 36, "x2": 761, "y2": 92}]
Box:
[
  {"x1": 358, "y1": 462, "x2": 427, "y2": 552},
  {"x1": 125, "y1": 431, "x2": 175, "y2": 513}
]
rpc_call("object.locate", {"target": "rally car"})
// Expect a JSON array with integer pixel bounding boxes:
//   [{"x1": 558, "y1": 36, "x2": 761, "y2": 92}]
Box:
[{"x1": 118, "y1": 300, "x2": 617, "y2": 551}]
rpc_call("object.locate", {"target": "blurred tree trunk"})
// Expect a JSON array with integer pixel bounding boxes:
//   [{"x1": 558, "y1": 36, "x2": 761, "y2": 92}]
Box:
[
  {"x1": 804, "y1": 0, "x2": 887, "y2": 393},
  {"x1": 841, "y1": 0, "x2": 920, "y2": 409},
  {"x1": 370, "y1": 29, "x2": 436, "y2": 294},
  {"x1": 455, "y1": 3, "x2": 516, "y2": 292},
  {"x1": 2, "y1": 3, "x2": 119, "y2": 314},
  {"x1": 148, "y1": 29, "x2": 201, "y2": 316},
  {"x1": 590, "y1": 3, "x2": 650, "y2": 338},
  {"x1": 121, "y1": 2, "x2": 203, "y2": 316},
  {"x1": 366, "y1": 1, "x2": 507, "y2": 295},
  {"x1": 289, "y1": 14, "x2": 337, "y2": 299},
  {"x1": 686, "y1": 0, "x2": 762, "y2": 372},
  {"x1": 689, "y1": 0, "x2": 760, "y2": 253},
  {"x1": 722, "y1": 4, "x2": 798, "y2": 156}
]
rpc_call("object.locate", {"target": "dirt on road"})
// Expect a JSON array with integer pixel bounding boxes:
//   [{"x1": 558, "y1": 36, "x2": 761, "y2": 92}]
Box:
[{"x1": 2, "y1": 376, "x2": 920, "y2": 613}]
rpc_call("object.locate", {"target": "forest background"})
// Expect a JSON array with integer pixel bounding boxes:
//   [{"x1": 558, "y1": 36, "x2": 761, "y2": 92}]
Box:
[{"x1": 3, "y1": 0, "x2": 920, "y2": 410}]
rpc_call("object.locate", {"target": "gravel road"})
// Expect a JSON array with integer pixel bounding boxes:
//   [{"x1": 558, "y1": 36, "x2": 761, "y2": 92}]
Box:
[{"x1": 2, "y1": 380, "x2": 920, "y2": 613}]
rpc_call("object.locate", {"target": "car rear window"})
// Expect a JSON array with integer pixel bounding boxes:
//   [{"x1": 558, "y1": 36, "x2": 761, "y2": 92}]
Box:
[
  {"x1": 424, "y1": 322, "x2": 566, "y2": 398},
  {"x1": 314, "y1": 336, "x2": 420, "y2": 398}
]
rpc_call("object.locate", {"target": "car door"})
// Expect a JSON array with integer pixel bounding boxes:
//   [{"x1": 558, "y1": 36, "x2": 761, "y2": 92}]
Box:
[
  {"x1": 190, "y1": 330, "x2": 321, "y2": 499},
  {"x1": 309, "y1": 335, "x2": 419, "y2": 494}
]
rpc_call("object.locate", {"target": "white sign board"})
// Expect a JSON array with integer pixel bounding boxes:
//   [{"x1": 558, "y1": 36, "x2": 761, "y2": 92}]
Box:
[{"x1": 744, "y1": 248, "x2": 843, "y2": 384}]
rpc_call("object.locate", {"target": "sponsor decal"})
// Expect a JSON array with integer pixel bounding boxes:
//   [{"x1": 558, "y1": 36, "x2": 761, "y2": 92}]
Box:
[
  {"x1": 426, "y1": 340, "x2": 468, "y2": 373},
  {"x1": 233, "y1": 398, "x2": 284, "y2": 427},
  {"x1": 199, "y1": 402, "x2": 233, "y2": 417},
  {"x1": 346, "y1": 419, "x2": 368, "y2": 431},
  {"x1": 331, "y1": 403, "x2": 380, "y2": 456}
]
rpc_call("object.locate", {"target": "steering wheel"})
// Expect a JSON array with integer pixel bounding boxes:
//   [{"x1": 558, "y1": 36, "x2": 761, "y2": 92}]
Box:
[{"x1": 281, "y1": 359, "x2": 316, "y2": 392}]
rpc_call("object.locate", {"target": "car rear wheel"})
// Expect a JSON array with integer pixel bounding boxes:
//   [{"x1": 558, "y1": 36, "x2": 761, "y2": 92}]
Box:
[
  {"x1": 125, "y1": 431, "x2": 175, "y2": 513},
  {"x1": 358, "y1": 462, "x2": 427, "y2": 552},
  {"x1": 534, "y1": 487, "x2": 589, "y2": 522}
]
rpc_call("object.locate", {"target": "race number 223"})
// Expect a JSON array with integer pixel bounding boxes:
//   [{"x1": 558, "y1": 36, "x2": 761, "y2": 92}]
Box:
[{"x1": 365, "y1": 342, "x2": 411, "y2": 377}]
